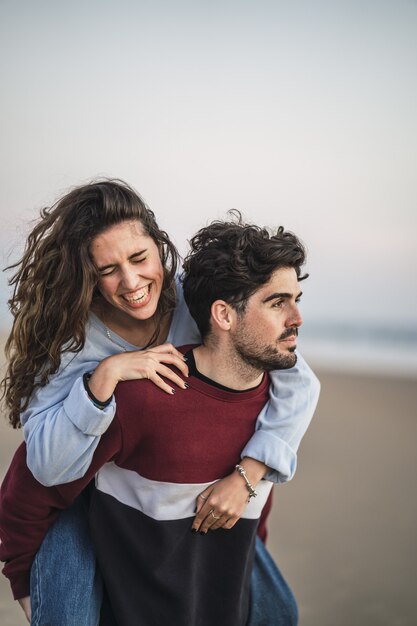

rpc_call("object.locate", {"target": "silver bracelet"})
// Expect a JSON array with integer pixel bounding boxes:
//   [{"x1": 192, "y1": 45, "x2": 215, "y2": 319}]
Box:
[{"x1": 235, "y1": 464, "x2": 258, "y2": 499}]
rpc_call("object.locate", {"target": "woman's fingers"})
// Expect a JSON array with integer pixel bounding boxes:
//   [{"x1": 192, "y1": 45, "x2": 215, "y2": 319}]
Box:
[
  {"x1": 201, "y1": 509, "x2": 236, "y2": 533},
  {"x1": 148, "y1": 344, "x2": 189, "y2": 374},
  {"x1": 147, "y1": 363, "x2": 189, "y2": 394},
  {"x1": 193, "y1": 504, "x2": 239, "y2": 534},
  {"x1": 149, "y1": 343, "x2": 185, "y2": 357},
  {"x1": 138, "y1": 346, "x2": 188, "y2": 378},
  {"x1": 192, "y1": 473, "x2": 251, "y2": 533},
  {"x1": 117, "y1": 347, "x2": 189, "y2": 389},
  {"x1": 141, "y1": 354, "x2": 189, "y2": 393},
  {"x1": 88, "y1": 345, "x2": 189, "y2": 401},
  {"x1": 195, "y1": 486, "x2": 213, "y2": 514}
]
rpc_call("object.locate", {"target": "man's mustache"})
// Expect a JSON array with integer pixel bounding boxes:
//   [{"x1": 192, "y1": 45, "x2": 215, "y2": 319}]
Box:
[{"x1": 278, "y1": 328, "x2": 299, "y2": 341}]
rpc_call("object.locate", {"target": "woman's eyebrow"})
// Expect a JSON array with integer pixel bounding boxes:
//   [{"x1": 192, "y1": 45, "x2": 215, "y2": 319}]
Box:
[
  {"x1": 128, "y1": 249, "x2": 148, "y2": 259},
  {"x1": 97, "y1": 249, "x2": 148, "y2": 271}
]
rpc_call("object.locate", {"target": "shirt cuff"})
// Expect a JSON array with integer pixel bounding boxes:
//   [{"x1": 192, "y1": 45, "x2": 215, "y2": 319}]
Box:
[
  {"x1": 240, "y1": 430, "x2": 297, "y2": 484},
  {"x1": 6, "y1": 568, "x2": 30, "y2": 601},
  {"x1": 63, "y1": 377, "x2": 116, "y2": 436},
  {"x1": 82, "y1": 372, "x2": 113, "y2": 408}
]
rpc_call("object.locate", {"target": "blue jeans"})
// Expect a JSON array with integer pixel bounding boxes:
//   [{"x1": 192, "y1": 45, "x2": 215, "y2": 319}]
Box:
[
  {"x1": 247, "y1": 537, "x2": 298, "y2": 626},
  {"x1": 30, "y1": 493, "x2": 102, "y2": 626},
  {"x1": 30, "y1": 499, "x2": 297, "y2": 626}
]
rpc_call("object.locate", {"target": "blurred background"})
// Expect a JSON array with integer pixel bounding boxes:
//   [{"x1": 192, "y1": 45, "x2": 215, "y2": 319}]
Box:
[{"x1": 0, "y1": 1, "x2": 416, "y2": 624}]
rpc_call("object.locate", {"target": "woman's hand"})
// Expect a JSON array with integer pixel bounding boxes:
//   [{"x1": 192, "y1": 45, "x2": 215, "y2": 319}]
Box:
[
  {"x1": 191, "y1": 458, "x2": 267, "y2": 534},
  {"x1": 88, "y1": 343, "x2": 189, "y2": 400},
  {"x1": 18, "y1": 596, "x2": 31, "y2": 622}
]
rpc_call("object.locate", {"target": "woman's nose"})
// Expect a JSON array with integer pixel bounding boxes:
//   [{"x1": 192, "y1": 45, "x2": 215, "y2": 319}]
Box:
[{"x1": 121, "y1": 267, "x2": 140, "y2": 290}]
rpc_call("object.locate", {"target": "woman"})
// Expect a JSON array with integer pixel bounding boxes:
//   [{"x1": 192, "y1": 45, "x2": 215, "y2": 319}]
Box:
[{"x1": 1, "y1": 179, "x2": 319, "y2": 625}]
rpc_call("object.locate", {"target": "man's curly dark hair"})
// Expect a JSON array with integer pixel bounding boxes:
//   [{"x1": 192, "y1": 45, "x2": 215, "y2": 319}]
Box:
[{"x1": 182, "y1": 211, "x2": 308, "y2": 339}]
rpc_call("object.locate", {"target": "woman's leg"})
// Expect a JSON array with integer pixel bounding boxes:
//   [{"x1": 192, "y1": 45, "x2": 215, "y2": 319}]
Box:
[
  {"x1": 30, "y1": 491, "x2": 102, "y2": 626},
  {"x1": 247, "y1": 537, "x2": 298, "y2": 626}
]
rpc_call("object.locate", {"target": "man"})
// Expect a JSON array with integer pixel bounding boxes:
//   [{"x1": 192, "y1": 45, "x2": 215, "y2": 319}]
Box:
[{"x1": 0, "y1": 215, "x2": 314, "y2": 626}]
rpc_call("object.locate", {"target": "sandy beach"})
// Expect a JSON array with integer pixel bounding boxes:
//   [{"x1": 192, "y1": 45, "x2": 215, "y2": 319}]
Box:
[{"x1": 0, "y1": 356, "x2": 416, "y2": 625}]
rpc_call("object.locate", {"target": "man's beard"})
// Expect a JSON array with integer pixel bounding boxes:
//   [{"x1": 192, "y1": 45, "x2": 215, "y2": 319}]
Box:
[{"x1": 232, "y1": 327, "x2": 298, "y2": 372}]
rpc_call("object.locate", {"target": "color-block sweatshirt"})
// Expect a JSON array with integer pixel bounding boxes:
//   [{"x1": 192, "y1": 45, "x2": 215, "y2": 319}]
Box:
[{"x1": 0, "y1": 347, "x2": 273, "y2": 626}]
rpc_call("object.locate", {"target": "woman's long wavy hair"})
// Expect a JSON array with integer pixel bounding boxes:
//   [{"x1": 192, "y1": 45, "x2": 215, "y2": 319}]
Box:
[{"x1": 1, "y1": 179, "x2": 178, "y2": 428}]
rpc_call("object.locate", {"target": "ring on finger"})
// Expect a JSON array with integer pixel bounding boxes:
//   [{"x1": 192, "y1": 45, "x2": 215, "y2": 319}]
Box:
[
  {"x1": 210, "y1": 510, "x2": 221, "y2": 520},
  {"x1": 199, "y1": 494, "x2": 208, "y2": 501}
]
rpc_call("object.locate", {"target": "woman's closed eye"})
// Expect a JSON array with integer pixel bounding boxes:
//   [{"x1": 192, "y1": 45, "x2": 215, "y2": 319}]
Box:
[
  {"x1": 131, "y1": 255, "x2": 147, "y2": 265},
  {"x1": 99, "y1": 266, "x2": 117, "y2": 276}
]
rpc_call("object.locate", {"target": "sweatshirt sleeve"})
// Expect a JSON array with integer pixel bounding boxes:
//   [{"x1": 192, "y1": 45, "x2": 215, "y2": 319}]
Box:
[
  {"x1": 241, "y1": 351, "x2": 320, "y2": 483},
  {"x1": 0, "y1": 422, "x2": 122, "y2": 600},
  {"x1": 22, "y1": 354, "x2": 116, "y2": 486}
]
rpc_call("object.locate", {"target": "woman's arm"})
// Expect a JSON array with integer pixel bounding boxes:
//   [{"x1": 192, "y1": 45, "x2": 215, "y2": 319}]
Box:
[
  {"x1": 23, "y1": 346, "x2": 188, "y2": 486},
  {"x1": 22, "y1": 357, "x2": 114, "y2": 486},
  {"x1": 241, "y1": 351, "x2": 321, "y2": 483},
  {"x1": 191, "y1": 354, "x2": 320, "y2": 530},
  {"x1": 23, "y1": 278, "x2": 197, "y2": 487}
]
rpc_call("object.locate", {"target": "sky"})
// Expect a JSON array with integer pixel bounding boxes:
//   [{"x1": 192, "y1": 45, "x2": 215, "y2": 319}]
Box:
[{"x1": 1, "y1": 0, "x2": 416, "y2": 365}]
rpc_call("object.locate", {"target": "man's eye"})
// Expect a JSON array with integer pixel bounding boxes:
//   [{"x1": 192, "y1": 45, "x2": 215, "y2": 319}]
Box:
[{"x1": 272, "y1": 301, "x2": 284, "y2": 308}]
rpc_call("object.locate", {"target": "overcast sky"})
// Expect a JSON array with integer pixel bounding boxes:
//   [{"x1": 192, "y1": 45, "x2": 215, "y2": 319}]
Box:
[{"x1": 1, "y1": 0, "x2": 416, "y2": 333}]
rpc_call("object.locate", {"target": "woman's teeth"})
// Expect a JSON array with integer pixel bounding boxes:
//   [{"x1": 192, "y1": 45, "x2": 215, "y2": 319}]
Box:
[{"x1": 123, "y1": 285, "x2": 149, "y2": 303}]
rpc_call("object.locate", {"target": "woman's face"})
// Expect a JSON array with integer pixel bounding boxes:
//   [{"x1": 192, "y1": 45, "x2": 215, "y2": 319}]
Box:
[{"x1": 90, "y1": 220, "x2": 164, "y2": 322}]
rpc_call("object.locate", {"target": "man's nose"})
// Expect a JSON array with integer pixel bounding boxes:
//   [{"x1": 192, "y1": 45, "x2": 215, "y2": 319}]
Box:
[{"x1": 287, "y1": 305, "x2": 303, "y2": 328}]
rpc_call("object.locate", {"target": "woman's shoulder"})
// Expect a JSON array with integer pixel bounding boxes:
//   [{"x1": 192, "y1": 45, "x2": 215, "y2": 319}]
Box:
[
  {"x1": 58, "y1": 312, "x2": 113, "y2": 372},
  {"x1": 168, "y1": 275, "x2": 201, "y2": 345}
]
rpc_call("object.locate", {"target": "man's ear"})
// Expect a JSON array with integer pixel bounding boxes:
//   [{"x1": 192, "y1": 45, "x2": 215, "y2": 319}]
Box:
[{"x1": 210, "y1": 300, "x2": 235, "y2": 331}]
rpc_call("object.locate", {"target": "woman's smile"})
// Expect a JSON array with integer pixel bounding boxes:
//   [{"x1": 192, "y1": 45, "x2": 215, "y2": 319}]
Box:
[
  {"x1": 90, "y1": 220, "x2": 164, "y2": 323},
  {"x1": 120, "y1": 283, "x2": 152, "y2": 307}
]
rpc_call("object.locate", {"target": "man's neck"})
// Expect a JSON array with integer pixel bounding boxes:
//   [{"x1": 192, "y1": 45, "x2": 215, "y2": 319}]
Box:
[{"x1": 193, "y1": 344, "x2": 264, "y2": 391}]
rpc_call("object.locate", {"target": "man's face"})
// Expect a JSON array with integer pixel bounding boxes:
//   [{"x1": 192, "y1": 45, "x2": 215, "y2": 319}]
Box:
[{"x1": 230, "y1": 267, "x2": 303, "y2": 371}]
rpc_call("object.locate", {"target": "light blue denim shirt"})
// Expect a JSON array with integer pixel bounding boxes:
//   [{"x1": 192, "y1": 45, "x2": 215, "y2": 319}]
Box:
[{"x1": 22, "y1": 278, "x2": 320, "y2": 486}]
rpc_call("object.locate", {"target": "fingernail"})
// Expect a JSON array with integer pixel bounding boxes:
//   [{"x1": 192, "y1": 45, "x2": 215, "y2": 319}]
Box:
[
  {"x1": 183, "y1": 357, "x2": 188, "y2": 362},
  {"x1": 199, "y1": 531, "x2": 206, "y2": 536},
  {"x1": 191, "y1": 528, "x2": 198, "y2": 534},
  {"x1": 184, "y1": 383, "x2": 189, "y2": 389},
  {"x1": 171, "y1": 388, "x2": 176, "y2": 394}
]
